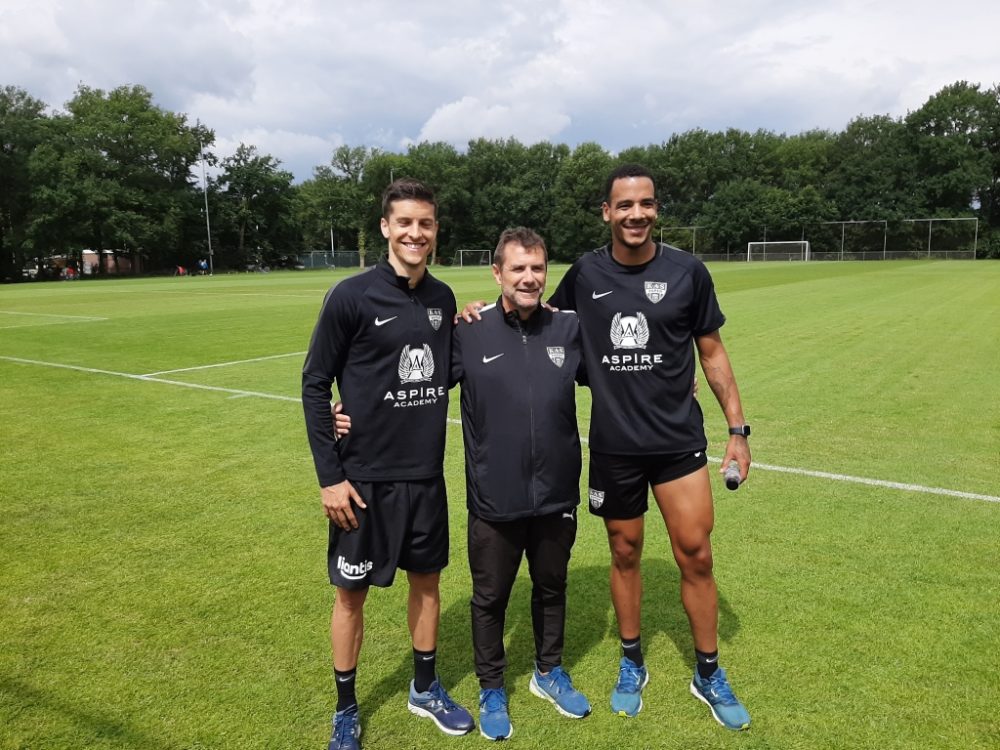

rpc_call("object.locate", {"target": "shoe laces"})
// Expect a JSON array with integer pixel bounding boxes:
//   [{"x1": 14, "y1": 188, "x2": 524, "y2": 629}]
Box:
[
  {"x1": 545, "y1": 666, "x2": 574, "y2": 694},
  {"x1": 617, "y1": 661, "x2": 644, "y2": 694},
  {"x1": 480, "y1": 688, "x2": 507, "y2": 713},
  {"x1": 428, "y1": 681, "x2": 460, "y2": 711},
  {"x1": 334, "y1": 707, "x2": 358, "y2": 743},
  {"x1": 702, "y1": 669, "x2": 737, "y2": 705}
]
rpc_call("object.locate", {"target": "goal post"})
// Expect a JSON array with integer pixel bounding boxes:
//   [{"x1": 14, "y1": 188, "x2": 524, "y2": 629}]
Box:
[
  {"x1": 746, "y1": 240, "x2": 810, "y2": 262},
  {"x1": 455, "y1": 249, "x2": 493, "y2": 267}
]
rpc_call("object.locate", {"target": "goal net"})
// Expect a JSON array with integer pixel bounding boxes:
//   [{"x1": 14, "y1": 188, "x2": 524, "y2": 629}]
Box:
[
  {"x1": 455, "y1": 249, "x2": 492, "y2": 267},
  {"x1": 746, "y1": 241, "x2": 810, "y2": 262}
]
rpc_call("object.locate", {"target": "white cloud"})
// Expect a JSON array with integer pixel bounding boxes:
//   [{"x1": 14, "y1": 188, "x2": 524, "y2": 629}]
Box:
[
  {"x1": 416, "y1": 96, "x2": 571, "y2": 145},
  {"x1": 2, "y1": 0, "x2": 998, "y2": 179}
]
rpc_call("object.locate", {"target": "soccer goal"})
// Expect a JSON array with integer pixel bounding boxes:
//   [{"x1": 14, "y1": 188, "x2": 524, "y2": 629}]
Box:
[
  {"x1": 455, "y1": 249, "x2": 493, "y2": 266},
  {"x1": 746, "y1": 241, "x2": 810, "y2": 262}
]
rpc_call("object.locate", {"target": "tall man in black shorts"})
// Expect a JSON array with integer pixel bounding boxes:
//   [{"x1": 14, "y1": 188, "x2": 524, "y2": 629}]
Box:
[
  {"x1": 303, "y1": 179, "x2": 474, "y2": 750},
  {"x1": 546, "y1": 164, "x2": 753, "y2": 731},
  {"x1": 453, "y1": 227, "x2": 591, "y2": 740}
]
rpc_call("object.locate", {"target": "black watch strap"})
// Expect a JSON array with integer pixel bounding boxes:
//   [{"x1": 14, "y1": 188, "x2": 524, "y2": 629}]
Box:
[{"x1": 728, "y1": 424, "x2": 751, "y2": 437}]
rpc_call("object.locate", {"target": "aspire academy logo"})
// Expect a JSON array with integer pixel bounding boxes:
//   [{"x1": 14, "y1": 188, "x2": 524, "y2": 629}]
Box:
[
  {"x1": 398, "y1": 344, "x2": 435, "y2": 383},
  {"x1": 603, "y1": 311, "x2": 662, "y2": 372},
  {"x1": 385, "y1": 343, "x2": 445, "y2": 407},
  {"x1": 610, "y1": 312, "x2": 649, "y2": 350}
]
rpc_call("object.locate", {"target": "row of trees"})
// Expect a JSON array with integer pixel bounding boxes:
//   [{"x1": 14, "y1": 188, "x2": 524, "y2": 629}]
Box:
[{"x1": 2, "y1": 80, "x2": 999, "y2": 281}]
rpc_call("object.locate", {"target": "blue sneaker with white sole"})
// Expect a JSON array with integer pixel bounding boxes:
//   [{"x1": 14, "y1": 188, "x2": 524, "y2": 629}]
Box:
[
  {"x1": 610, "y1": 657, "x2": 649, "y2": 717},
  {"x1": 690, "y1": 666, "x2": 751, "y2": 731},
  {"x1": 407, "y1": 678, "x2": 475, "y2": 736},
  {"x1": 529, "y1": 666, "x2": 591, "y2": 719},
  {"x1": 478, "y1": 687, "x2": 513, "y2": 740},
  {"x1": 327, "y1": 705, "x2": 361, "y2": 750}
]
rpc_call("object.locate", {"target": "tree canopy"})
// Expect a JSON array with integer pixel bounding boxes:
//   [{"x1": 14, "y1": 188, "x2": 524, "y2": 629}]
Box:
[{"x1": 3, "y1": 79, "x2": 999, "y2": 281}]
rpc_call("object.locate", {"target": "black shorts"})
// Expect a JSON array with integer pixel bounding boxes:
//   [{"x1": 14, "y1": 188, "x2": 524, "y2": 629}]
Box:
[
  {"x1": 587, "y1": 450, "x2": 708, "y2": 520},
  {"x1": 327, "y1": 476, "x2": 449, "y2": 590}
]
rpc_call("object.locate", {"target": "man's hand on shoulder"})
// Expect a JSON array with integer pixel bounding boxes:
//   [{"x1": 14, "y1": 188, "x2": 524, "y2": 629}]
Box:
[{"x1": 457, "y1": 300, "x2": 487, "y2": 324}]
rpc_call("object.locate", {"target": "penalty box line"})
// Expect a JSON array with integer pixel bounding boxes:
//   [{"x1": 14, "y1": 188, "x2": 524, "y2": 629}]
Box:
[
  {"x1": 0, "y1": 355, "x2": 299, "y2": 403},
  {"x1": 2, "y1": 354, "x2": 998, "y2": 505},
  {"x1": 0, "y1": 311, "x2": 109, "y2": 329}
]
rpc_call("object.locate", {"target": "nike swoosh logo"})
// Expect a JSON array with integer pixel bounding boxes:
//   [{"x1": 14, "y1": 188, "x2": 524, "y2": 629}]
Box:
[
  {"x1": 374, "y1": 316, "x2": 397, "y2": 326},
  {"x1": 482, "y1": 353, "x2": 505, "y2": 364},
  {"x1": 592, "y1": 290, "x2": 613, "y2": 299},
  {"x1": 336, "y1": 676, "x2": 353, "y2": 682},
  {"x1": 695, "y1": 452, "x2": 703, "y2": 458},
  {"x1": 562, "y1": 512, "x2": 575, "y2": 520}
]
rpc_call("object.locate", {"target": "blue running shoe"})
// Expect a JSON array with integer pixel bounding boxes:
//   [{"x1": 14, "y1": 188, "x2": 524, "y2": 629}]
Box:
[
  {"x1": 478, "y1": 687, "x2": 513, "y2": 741},
  {"x1": 610, "y1": 657, "x2": 649, "y2": 717},
  {"x1": 690, "y1": 666, "x2": 751, "y2": 731},
  {"x1": 327, "y1": 705, "x2": 361, "y2": 750},
  {"x1": 529, "y1": 666, "x2": 591, "y2": 719},
  {"x1": 407, "y1": 678, "x2": 475, "y2": 736}
]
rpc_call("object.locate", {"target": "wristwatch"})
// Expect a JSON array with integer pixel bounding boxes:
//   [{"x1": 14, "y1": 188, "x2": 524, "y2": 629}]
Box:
[{"x1": 728, "y1": 424, "x2": 751, "y2": 437}]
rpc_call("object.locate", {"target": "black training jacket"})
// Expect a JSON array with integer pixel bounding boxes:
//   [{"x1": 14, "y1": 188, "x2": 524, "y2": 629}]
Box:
[
  {"x1": 302, "y1": 262, "x2": 456, "y2": 487},
  {"x1": 451, "y1": 300, "x2": 585, "y2": 522}
]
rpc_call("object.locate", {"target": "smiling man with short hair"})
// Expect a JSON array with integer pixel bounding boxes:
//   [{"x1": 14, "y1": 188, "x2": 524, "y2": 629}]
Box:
[{"x1": 303, "y1": 178, "x2": 473, "y2": 750}]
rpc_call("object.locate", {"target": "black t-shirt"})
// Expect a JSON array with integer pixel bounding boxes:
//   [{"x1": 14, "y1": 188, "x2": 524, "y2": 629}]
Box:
[
  {"x1": 548, "y1": 244, "x2": 725, "y2": 455},
  {"x1": 302, "y1": 262, "x2": 456, "y2": 486}
]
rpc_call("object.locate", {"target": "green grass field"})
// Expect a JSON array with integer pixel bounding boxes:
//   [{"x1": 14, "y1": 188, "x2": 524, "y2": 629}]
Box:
[{"x1": 2, "y1": 261, "x2": 998, "y2": 750}]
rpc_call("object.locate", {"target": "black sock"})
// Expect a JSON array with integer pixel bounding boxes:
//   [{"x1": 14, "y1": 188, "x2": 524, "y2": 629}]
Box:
[
  {"x1": 621, "y1": 636, "x2": 644, "y2": 667},
  {"x1": 696, "y1": 649, "x2": 719, "y2": 679},
  {"x1": 334, "y1": 667, "x2": 357, "y2": 712},
  {"x1": 413, "y1": 648, "x2": 437, "y2": 693}
]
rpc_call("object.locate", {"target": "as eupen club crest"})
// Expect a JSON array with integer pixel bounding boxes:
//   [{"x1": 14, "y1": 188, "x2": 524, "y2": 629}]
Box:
[
  {"x1": 427, "y1": 308, "x2": 443, "y2": 331},
  {"x1": 398, "y1": 344, "x2": 435, "y2": 383},
  {"x1": 644, "y1": 281, "x2": 668, "y2": 303},
  {"x1": 589, "y1": 488, "x2": 605, "y2": 509},
  {"x1": 610, "y1": 312, "x2": 650, "y2": 350},
  {"x1": 547, "y1": 346, "x2": 565, "y2": 367}
]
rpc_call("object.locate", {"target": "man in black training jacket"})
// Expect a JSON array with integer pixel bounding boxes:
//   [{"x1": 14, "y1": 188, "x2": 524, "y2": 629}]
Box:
[
  {"x1": 303, "y1": 178, "x2": 473, "y2": 750},
  {"x1": 452, "y1": 227, "x2": 591, "y2": 740}
]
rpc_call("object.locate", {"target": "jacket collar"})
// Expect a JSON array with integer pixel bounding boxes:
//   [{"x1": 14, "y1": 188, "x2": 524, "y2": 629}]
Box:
[
  {"x1": 499, "y1": 296, "x2": 542, "y2": 331},
  {"x1": 376, "y1": 259, "x2": 426, "y2": 292}
]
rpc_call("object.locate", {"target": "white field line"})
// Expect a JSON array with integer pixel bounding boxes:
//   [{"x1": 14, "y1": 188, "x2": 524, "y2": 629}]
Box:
[
  {"x1": 160, "y1": 290, "x2": 321, "y2": 299},
  {"x1": 0, "y1": 356, "x2": 298, "y2": 403},
  {"x1": 2, "y1": 354, "x2": 998, "y2": 505},
  {"x1": 0, "y1": 311, "x2": 108, "y2": 329},
  {"x1": 142, "y1": 351, "x2": 306, "y2": 376}
]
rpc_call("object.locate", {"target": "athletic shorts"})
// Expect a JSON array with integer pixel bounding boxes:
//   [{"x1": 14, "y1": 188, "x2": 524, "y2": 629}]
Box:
[
  {"x1": 587, "y1": 450, "x2": 708, "y2": 520},
  {"x1": 327, "y1": 476, "x2": 449, "y2": 590}
]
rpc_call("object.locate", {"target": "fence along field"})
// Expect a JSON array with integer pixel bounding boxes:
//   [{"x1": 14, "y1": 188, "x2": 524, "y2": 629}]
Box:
[
  {"x1": 1, "y1": 261, "x2": 998, "y2": 749},
  {"x1": 660, "y1": 216, "x2": 979, "y2": 261}
]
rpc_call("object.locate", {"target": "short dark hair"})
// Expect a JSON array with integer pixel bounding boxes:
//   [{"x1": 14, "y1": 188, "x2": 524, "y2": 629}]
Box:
[
  {"x1": 493, "y1": 227, "x2": 547, "y2": 268},
  {"x1": 381, "y1": 178, "x2": 437, "y2": 218},
  {"x1": 603, "y1": 164, "x2": 656, "y2": 203}
]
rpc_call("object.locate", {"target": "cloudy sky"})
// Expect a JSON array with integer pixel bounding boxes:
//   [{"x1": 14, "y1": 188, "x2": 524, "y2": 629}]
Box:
[{"x1": 3, "y1": 0, "x2": 998, "y2": 181}]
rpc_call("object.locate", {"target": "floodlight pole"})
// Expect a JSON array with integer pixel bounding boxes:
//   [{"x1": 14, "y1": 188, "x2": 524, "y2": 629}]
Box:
[
  {"x1": 330, "y1": 206, "x2": 342, "y2": 260},
  {"x1": 198, "y1": 122, "x2": 214, "y2": 275}
]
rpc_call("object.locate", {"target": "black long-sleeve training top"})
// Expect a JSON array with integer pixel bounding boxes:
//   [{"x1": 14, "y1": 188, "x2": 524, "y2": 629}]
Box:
[
  {"x1": 302, "y1": 261, "x2": 456, "y2": 487},
  {"x1": 451, "y1": 300, "x2": 585, "y2": 522}
]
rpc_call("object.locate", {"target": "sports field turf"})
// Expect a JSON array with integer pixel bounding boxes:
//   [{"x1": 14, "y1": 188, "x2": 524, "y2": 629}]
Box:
[{"x1": 1, "y1": 260, "x2": 998, "y2": 749}]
